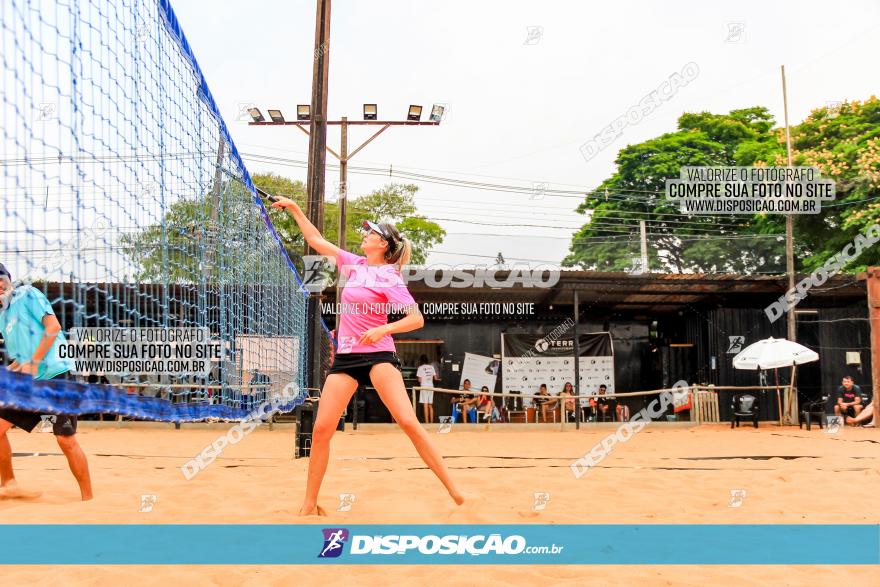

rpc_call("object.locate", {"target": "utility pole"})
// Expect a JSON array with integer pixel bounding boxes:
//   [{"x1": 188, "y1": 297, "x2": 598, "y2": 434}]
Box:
[
  {"x1": 336, "y1": 117, "x2": 348, "y2": 333},
  {"x1": 639, "y1": 220, "x2": 648, "y2": 273},
  {"x1": 305, "y1": 0, "x2": 331, "y2": 392},
  {"x1": 573, "y1": 290, "x2": 581, "y2": 430},
  {"x1": 780, "y1": 65, "x2": 798, "y2": 423},
  {"x1": 862, "y1": 267, "x2": 880, "y2": 427},
  {"x1": 338, "y1": 117, "x2": 348, "y2": 252},
  {"x1": 781, "y1": 65, "x2": 796, "y2": 344}
]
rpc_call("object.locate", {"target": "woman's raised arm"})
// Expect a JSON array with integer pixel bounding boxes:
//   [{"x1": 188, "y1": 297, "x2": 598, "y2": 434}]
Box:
[{"x1": 271, "y1": 196, "x2": 341, "y2": 258}]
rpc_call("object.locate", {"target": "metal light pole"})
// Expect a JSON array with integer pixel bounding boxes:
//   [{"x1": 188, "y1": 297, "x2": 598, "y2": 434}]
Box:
[
  {"x1": 249, "y1": 117, "x2": 441, "y2": 336},
  {"x1": 247, "y1": 7, "x2": 445, "y2": 392}
]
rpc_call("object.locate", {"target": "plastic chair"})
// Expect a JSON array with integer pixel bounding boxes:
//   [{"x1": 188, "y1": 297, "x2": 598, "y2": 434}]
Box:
[
  {"x1": 798, "y1": 394, "x2": 827, "y2": 431},
  {"x1": 730, "y1": 394, "x2": 759, "y2": 428}
]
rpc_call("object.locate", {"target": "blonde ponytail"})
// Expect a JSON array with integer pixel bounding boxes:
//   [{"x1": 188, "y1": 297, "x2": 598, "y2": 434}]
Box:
[
  {"x1": 380, "y1": 222, "x2": 411, "y2": 268},
  {"x1": 393, "y1": 237, "x2": 412, "y2": 268}
]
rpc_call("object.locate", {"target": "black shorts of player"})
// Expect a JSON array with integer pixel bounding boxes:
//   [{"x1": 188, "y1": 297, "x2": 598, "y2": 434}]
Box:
[
  {"x1": 0, "y1": 372, "x2": 78, "y2": 437},
  {"x1": 328, "y1": 351, "x2": 402, "y2": 387}
]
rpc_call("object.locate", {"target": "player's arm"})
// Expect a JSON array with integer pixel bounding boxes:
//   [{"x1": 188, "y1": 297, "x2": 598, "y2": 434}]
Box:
[
  {"x1": 384, "y1": 304, "x2": 423, "y2": 335},
  {"x1": 18, "y1": 313, "x2": 62, "y2": 376},
  {"x1": 271, "y1": 197, "x2": 340, "y2": 258},
  {"x1": 359, "y1": 305, "x2": 424, "y2": 345}
]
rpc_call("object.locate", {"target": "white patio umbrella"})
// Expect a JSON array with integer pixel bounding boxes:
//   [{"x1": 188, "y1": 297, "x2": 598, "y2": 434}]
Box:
[
  {"x1": 732, "y1": 337, "x2": 819, "y2": 425},
  {"x1": 732, "y1": 337, "x2": 819, "y2": 370}
]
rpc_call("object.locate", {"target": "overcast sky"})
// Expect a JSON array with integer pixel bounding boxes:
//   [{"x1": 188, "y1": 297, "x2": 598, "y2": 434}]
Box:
[{"x1": 173, "y1": 0, "x2": 880, "y2": 268}]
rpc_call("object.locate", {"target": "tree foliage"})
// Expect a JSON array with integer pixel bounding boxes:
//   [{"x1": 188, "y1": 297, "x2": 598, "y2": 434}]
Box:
[
  {"x1": 564, "y1": 98, "x2": 880, "y2": 274},
  {"x1": 122, "y1": 173, "x2": 445, "y2": 282}
]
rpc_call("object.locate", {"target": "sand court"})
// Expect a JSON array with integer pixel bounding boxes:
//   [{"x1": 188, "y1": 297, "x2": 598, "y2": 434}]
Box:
[{"x1": 1, "y1": 423, "x2": 877, "y2": 584}]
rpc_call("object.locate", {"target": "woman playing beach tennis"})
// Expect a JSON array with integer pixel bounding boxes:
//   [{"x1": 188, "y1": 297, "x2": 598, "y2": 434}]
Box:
[{"x1": 271, "y1": 197, "x2": 464, "y2": 515}]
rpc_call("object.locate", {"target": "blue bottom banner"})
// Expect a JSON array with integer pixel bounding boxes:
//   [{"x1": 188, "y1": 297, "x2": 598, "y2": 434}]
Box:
[{"x1": 0, "y1": 524, "x2": 877, "y2": 565}]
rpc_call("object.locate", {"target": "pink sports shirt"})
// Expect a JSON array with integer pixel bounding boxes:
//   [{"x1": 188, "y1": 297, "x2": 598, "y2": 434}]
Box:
[{"x1": 334, "y1": 248, "x2": 417, "y2": 354}]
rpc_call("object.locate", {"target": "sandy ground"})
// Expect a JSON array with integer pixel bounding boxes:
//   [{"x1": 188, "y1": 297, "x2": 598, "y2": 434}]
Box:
[{"x1": 1, "y1": 422, "x2": 878, "y2": 585}]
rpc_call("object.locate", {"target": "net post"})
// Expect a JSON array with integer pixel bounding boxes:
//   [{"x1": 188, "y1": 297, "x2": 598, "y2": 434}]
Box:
[{"x1": 573, "y1": 289, "x2": 581, "y2": 430}]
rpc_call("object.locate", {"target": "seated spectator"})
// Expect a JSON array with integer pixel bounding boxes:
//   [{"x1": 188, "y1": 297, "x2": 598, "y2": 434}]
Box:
[
  {"x1": 834, "y1": 376, "x2": 863, "y2": 419},
  {"x1": 596, "y1": 384, "x2": 616, "y2": 421},
  {"x1": 534, "y1": 383, "x2": 557, "y2": 422},
  {"x1": 477, "y1": 385, "x2": 499, "y2": 422},
  {"x1": 585, "y1": 392, "x2": 599, "y2": 422},
  {"x1": 559, "y1": 381, "x2": 576, "y2": 422},
  {"x1": 452, "y1": 378, "x2": 478, "y2": 423}
]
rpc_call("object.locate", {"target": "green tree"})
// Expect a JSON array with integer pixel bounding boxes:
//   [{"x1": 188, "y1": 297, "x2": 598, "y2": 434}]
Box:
[
  {"x1": 564, "y1": 107, "x2": 785, "y2": 273},
  {"x1": 257, "y1": 177, "x2": 444, "y2": 266},
  {"x1": 123, "y1": 174, "x2": 445, "y2": 281},
  {"x1": 781, "y1": 96, "x2": 880, "y2": 272},
  {"x1": 121, "y1": 179, "x2": 261, "y2": 283},
  {"x1": 565, "y1": 98, "x2": 880, "y2": 274}
]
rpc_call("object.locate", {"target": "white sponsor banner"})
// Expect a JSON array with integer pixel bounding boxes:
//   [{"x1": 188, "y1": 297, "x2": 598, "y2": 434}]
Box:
[
  {"x1": 504, "y1": 355, "x2": 615, "y2": 407},
  {"x1": 459, "y1": 352, "x2": 499, "y2": 393}
]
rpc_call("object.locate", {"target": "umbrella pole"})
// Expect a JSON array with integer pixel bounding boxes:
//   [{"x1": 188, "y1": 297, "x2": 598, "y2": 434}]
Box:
[
  {"x1": 775, "y1": 368, "x2": 783, "y2": 426},
  {"x1": 785, "y1": 364, "x2": 797, "y2": 425}
]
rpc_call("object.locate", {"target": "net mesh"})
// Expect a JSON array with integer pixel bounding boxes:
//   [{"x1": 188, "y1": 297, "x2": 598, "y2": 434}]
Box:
[{"x1": 0, "y1": 0, "x2": 311, "y2": 420}]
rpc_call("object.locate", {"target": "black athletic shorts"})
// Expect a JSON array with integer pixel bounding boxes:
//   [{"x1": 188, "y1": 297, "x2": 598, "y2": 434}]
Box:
[
  {"x1": 328, "y1": 351, "x2": 402, "y2": 387},
  {"x1": 0, "y1": 372, "x2": 78, "y2": 437}
]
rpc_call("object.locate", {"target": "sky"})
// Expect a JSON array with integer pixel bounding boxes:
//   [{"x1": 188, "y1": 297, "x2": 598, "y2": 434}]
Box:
[{"x1": 173, "y1": 0, "x2": 880, "y2": 268}]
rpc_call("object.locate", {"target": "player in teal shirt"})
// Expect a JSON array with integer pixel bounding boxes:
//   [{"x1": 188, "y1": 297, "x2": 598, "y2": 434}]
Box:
[
  {"x1": 0, "y1": 284, "x2": 73, "y2": 380},
  {"x1": 0, "y1": 263, "x2": 92, "y2": 500}
]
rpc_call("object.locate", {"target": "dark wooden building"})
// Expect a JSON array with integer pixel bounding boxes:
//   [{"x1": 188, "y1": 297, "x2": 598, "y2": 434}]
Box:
[{"x1": 323, "y1": 270, "x2": 872, "y2": 422}]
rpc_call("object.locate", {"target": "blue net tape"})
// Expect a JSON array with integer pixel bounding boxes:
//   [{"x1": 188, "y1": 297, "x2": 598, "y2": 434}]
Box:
[{"x1": 0, "y1": 369, "x2": 301, "y2": 423}]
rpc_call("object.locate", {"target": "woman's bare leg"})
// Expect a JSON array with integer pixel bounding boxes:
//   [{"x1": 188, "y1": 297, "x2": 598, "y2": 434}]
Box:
[
  {"x1": 370, "y1": 363, "x2": 463, "y2": 505},
  {"x1": 298, "y1": 374, "x2": 358, "y2": 515},
  {"x1": 847, "y1": 402, "x2": 874, "y2": 425}
]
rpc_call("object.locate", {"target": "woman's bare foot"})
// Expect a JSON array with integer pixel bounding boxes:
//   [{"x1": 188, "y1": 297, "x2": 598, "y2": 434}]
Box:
[
  {"x1": 298, "y1": 504, "x2": 327, "y2": 516},
  {"x1": 0, "y1": 480, "x2": 42, "y2": 500}
]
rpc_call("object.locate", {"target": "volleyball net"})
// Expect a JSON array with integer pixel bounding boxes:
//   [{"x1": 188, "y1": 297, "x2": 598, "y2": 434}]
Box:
[{"x1": 0, "y1": 0, "x2": 310, "y2": 421}]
